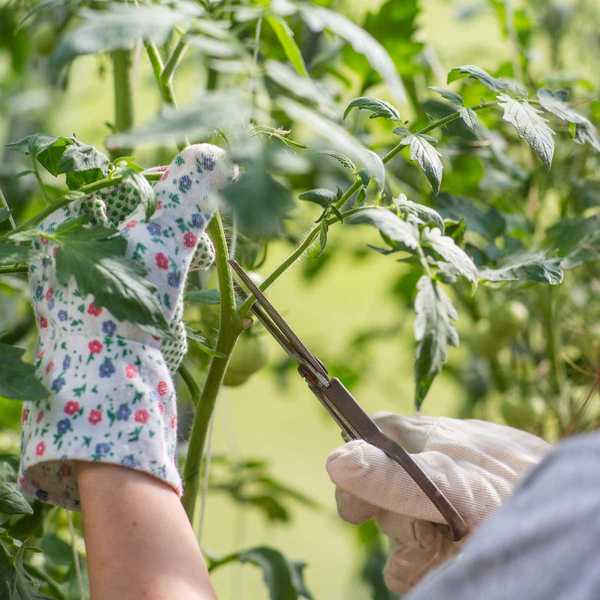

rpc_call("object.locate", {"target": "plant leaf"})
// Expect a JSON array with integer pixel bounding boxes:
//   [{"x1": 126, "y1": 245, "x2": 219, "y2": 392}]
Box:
[
  {"x1": 0, "y1": 243, "x2": 30, "y2": 266},
  {"x1": 414, "y1": 276, "x2": 459, "y2": 408},
  {"x1": 300, "y1": 5, "x2": 405, "y2": 103},
  {"x1": 266, "y1": 15, "x2": 308, "y2": 78},
  {"x1": 108, "y1": 91, "x2": 250, "y2": 148},
  {"x1": 0, "y1": 342, "x2": 48, "y2": 402},
  {"x1": 562, "y1": 230, "x2": 600, "y2": 269},
  {"x1": 185, "y1": 289, "x2": 221, "y2": 304},
  {"x1": 497, "y1": 94, "x2": 555, "y2": 169},
  {"x1": 52, "y1": 223, "x2": 168, "y2": 332},
  {"x1": 422, "y1": 227, "x2": 478, "y2": 282},
  {"x1": 51, "y1": 4, "x2": 198, "y2": 72},
  {"x1": 447, "y1": 64, "x2": 526, "y2": 95},
  {"x1": 279, "y1": 98, "x2": 385, "y2": 189},
  {"x1": 479, "y1": 252, "x2": 563, "y2": 284},
  {"x1": 319, "y1": 151, "x2": 356, "y2": 171},
  {"x1": 394, "y1": 194, "x2": 445, "y2": 232},
  {"x1": 0, "y1": 482, "x2": 33, "y2": 516},
  {"x1": 348, "y1": 208, "x2": 419, "y2": 250},
  {"x1": 429, "y1": 87, "x2": 463, "y2": 106},
  {"x1": 401, "y1": 134, "x2": 443, "y2": 194},
  {"x1": 298, "y1": 188, "x2": 337, "y2": 208},
  {"x1": 343, "y1": 96, "x2": 400, "y2": 121},
  {"x1": 459, "y1": 107, "x2": 480, "y2": 133}
]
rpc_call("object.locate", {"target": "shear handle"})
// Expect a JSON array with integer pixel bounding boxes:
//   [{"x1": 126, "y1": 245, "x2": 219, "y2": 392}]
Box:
[{"x1": 324, "y1": 377, "x2": 469, "y2": 542}]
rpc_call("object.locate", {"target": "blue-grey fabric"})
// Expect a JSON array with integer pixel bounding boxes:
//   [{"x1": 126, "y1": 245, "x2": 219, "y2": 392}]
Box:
[{"x1": 407, "y1": 431, "x2": 600, "y2": 600}]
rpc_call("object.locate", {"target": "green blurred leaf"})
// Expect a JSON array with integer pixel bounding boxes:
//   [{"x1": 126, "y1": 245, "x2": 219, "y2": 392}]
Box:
[
  {"x1": 400, "y1": 134, "x2": 443, "y2": 194},
  {"x1": 430, "y1": 87, "x2": 463, "y2": 106},
  {"x1": 185, "y1": 289, "x2": 221, "y2": 304},
  {"x1": 51, "y1": 5, "x2": 198, "y2": 72},
  {"x1": 0, "y1": 482, "x2": 32, "y2": 515},
  {"x1": 266, "y1": 15, "x2": 308, "y2": 78},
  {"x1": 0, "y1": 343, "x2": 48, "y2": 402},
  {"x1": 300, "y1": 5, "x2": 405, "y2": 103},
  {"x1": 279, "y1": 98, "x2": 385, "y2": 189},
  {"x1": 349, "y1": 208, "x2": 419, "y2": 250},
  {"x1": 0, "y1": 242, "x2": 30, "y2": 266},
  {"x1": 498, "y1": 94, "x2": 555, "y2": 168},
  {"x1": 414, "y1": 276, "x2": 459, "y2": 408},
  {"x1": 298, "y1": 188, "x2": 337, "y2": 208},
  {"x1": 52, "y1": 221, "x2": 168, "y2": 332},
  {"x1": 343, "y1": 96, "x2": 400, "y2": 121},
  {"x1": 479, "y1": 252, "x2": 563, "y2": 284},
  {"x1": 212, "y1": 546, "x2": 313, "y2": 600},
  {"x1": 107, "y1": 91, "x2": 250, "y2": 148},
  {"x1": 562, "y1": 230, "x2": 600, "y2": 269},
  {"x1": 423, "y1": 227, "x2": 478, "y2": 282}
]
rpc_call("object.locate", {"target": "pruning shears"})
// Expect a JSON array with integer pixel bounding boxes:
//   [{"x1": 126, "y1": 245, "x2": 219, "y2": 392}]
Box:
[{"x1": 229, "y1": 260, "x2": 469, "y2": 541}]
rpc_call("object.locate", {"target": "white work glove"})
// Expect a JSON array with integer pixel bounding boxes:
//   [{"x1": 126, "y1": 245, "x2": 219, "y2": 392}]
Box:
[{"x1": 326, "y1": 413, "x2": 551, "y2": 593}]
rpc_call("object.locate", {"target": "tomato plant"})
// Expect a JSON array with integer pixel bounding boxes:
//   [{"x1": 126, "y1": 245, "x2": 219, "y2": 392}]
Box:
[{"x1": 0, "y1": 0, "x2": 599, "y2": 598}]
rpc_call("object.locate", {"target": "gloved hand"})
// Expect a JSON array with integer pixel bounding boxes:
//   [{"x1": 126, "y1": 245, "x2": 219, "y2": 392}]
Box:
[
  {"x1": 19, "y1": 144, "x2": 233, "y2": 510},
  {"x1": 326, "y1": 413, "x2": 551, "y2": 593}
]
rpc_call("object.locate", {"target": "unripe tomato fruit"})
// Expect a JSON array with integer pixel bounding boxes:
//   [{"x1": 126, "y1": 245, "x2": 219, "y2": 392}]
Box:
[
  {"x1": 501, "y1": 395, "x2": 545, "y2": 430},
  {"x1": 223, "y1": 331, "x2": 268, "y2": 387}
]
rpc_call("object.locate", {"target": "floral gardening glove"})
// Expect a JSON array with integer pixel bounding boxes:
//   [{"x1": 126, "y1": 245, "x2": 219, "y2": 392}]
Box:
[
  {"x1": 326, "y1": 413, "x2": 551, "y2": 594},
  {"x1": 19, "y1": 144, "x2": 232, "y2": 510}
]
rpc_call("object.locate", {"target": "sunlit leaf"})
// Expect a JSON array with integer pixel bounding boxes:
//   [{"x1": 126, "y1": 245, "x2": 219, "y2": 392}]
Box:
[
  {"x1": 0, "y1": 482, "x2": 32, "y2": 516},
  {"x1": 497, "y1": 94, "x2": 555, "y2": 168},
  {"x1": 266, "y1": 15, "x2": 308, "y2": 77},
  {"x1": 447, "y1": 64, "x2": 526, "y2": 96},
  {"x1": 279, "y1": 98, "x2": 385, "y2": 189},
  {"x1": 414, "y1": 276, "x2": 459, "y2": 408},
  {"x1": 422, "y1": 227, "x2": 478, "y2": 282},
  {"x1": 400, "y1": 134, "x2": 443, "y2": 194},
  {"x1": 0, "y1": 342, "x2": 48, "y2": 402},
  {"x1": 430, "y1": 87, "x2": 463, "y2": 106},
  {"x1": 348, "y1": 208, "x2": 419, "y2": 250},
  {"x1": 394, "y1": 194, "x2": 445, "y2": 232},
  {"x1": 479, "y1": 252, "x2": 563, "y2": 284},
  {"x1": 343, "y1": 97, "x2": 400, "y2": 121},
  {"x1": 300, "y1": 5, "x2": 405, "y2": 103},
  {"x1": 459, "y1": 107, "x2": 480, "y2": 133}
]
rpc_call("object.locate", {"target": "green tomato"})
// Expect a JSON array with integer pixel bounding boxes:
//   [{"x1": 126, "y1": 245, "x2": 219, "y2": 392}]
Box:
[
  {"x1": 490, "y1": 301, "x2": 529, "y2": 339},
  {"x1": 33, "y1": 23, "x2": 57, "y2": 56},
  {"x1": 501, "y1": 395, "x2": 545, "y2": 430},
  {"x1": 223, "y1": 331, "x2": 268, "y2": 387}
]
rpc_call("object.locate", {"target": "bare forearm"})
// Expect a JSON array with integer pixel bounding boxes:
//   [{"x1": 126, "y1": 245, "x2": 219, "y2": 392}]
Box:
[{"x1": 76, "y1": 462, "x2": 216, "y2": 600}]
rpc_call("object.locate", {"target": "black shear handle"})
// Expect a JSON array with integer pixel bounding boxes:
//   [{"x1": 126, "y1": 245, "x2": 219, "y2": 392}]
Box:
[{"x1": 323, "y1": 378, "x2": 469, "y2": 541}]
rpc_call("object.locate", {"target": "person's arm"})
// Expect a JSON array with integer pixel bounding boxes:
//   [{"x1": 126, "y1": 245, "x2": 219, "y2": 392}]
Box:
[{"x1": 77, "y1": 463, "x2": 216, "y2": 600}]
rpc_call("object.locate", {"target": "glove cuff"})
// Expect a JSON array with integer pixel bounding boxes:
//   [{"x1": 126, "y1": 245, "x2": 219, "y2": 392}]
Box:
[{"x1": 19, "y1": 334, "x2": 181, "y2": 510}]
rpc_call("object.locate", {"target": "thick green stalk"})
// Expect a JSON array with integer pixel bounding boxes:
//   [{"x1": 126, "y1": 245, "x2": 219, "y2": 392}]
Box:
[
  {"x1": 110, "y1": 49, "x2": 135, "y2": 158},
  {"x1": 181, "y1": 212, "x2": 242, "y2": 521}
]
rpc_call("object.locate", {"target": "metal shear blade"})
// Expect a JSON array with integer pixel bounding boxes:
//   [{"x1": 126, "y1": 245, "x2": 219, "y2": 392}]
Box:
[{"x1": 228, "y1": 259, "x2": 469, "y2": 541}]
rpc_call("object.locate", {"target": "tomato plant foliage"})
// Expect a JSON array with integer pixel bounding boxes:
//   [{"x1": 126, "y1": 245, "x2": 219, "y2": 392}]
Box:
[{"x1": 1, "y1": 0, "x2": 600, "y2": 597}]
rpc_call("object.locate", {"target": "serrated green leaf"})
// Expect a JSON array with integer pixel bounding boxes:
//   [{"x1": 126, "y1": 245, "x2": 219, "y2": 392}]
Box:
[
  {"x1": 429, "y1": 87, "x2": 463, "y2": 106},
  {"x1": 6, "y1": 134, "x2": 60, "y2": 161},
  {"x1": 300, "y1": 5, "x2": 405, "y2": 103},
  {"x1": 0, "y1": 343, "x2": 48, "y2": 402},
  {"x1": 58, "y1": 140, "x2": 109, "y2": 189},
  {"x1": 575, "y1": 120, "x2": 600, "y2": 152},
  {"x1": 394, "y1": 194, "x2": 445, "y2": 232},
  {"x1": 266, "y1": 15, "x2": 309, "y2": 78},
  {"x1": 0, "y1": 482, "x2": 32, "y2": 516},
  {"x1": 414, "y1": 276, "x2": 459, "y2": 408},
  {"x1": 349, "y1": 208, "x2": 419, "y2": 250},
  {"x1": 423, "y1": 227, "x2": 478, "y2": 282},
  {"x1": 51, "y1": 5, "x2": 197, "y2": 72},
  {"x1": 497, "y1": 94, "x2": 555, "y2": 169},
  {"x1": 479, "y1": 252, "x2": 563, "y2": 284},
  {"x1": 459, "y1": 107, "x2": 480, "y2": 132},
  {"x1": 52, "y1": 223, "x2": 168, "y2": 332},
  {"x1": 401, "y1": 134, "x2": 443, "y2": 194},
  {"x1": 279, "y1": 98, "x2": 385, "y2": 189},
  {"x1": 298, "y1": 188, "x2": 337, "y2": 208},
  {"x1": 343, "y1": 96, "x2": 400, "y2": 121},
  {"x1": 447, "y1": 64, "x2": 526, "y2": 95}
]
